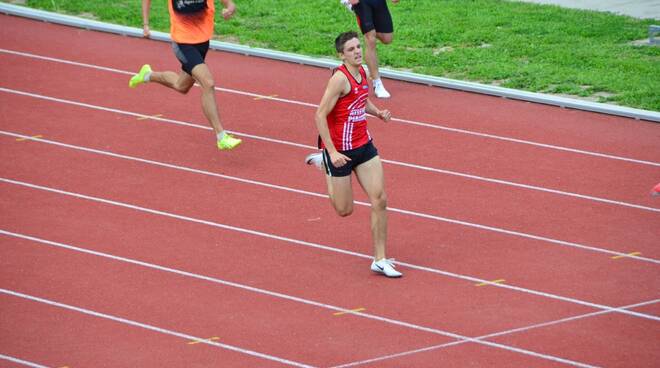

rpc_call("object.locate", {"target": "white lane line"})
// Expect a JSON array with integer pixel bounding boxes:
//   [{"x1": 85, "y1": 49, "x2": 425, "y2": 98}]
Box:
[
  {"x1": 331, "y1": 298, "x2": 660, "y2": 367},
  {"x1": 0, "y1": 289, "x2": 315, "y2": 368},
  {"x1": 1, "y1": 181, "x2": 659, "y2": 322},
  {"x1": 1, "y1": 87, "x2": 658, "y2": 214},
  {"x1": 2, "y1": 130, "x2": 658, "y2": 264},
  {"x1": 0, "y1": 354, "x2": 50, "y2": 368},
  {"x1": 1, "y1": 47, "x2": 658, "y2": 168},
  {"x1": 0, "y1": 231, "x2": 599, "y2": 368}
]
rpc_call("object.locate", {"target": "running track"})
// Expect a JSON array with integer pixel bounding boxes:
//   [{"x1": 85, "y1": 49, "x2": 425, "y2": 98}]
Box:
[{"x1": 0, "y1": 13, "x2": 659, "y2": 368}]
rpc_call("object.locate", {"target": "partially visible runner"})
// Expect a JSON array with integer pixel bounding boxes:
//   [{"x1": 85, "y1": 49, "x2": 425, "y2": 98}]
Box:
[
  {"x1": 342, "y1": 0, "x2": 400, "y2": 98},
  {"x1": 305, "y1": 31, "x2": 402, "y2": 278},
  {"x1": 652, "y1": 182, "x2": 660, "y2": 196},
  {"x1": 129, "y1": 0, "x2": 242, "y2": 150}
]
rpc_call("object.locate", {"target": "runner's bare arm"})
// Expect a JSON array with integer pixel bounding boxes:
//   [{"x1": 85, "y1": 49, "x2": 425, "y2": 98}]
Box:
[
  {"x1": 366, "y1": 99, "x2": 391, "y2": 122},
  {"x1": 315, "y1": 73, "x2": 352, "y2": 165},
  {"x1": 221, "y1": 0, "x2": 236, "y2": 20},
  {"x1": 141, "y1": 0, "x2": 151, "y2": 38}
]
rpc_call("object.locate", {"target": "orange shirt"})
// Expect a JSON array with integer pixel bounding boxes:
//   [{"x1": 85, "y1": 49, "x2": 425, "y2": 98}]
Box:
[{"x1": 168, "y1": 0, "x2": 215, "y2": 44}]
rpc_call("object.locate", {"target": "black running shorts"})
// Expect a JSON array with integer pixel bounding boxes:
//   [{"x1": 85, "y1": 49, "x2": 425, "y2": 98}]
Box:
[
  {"x1": 323, "y1": 140, "x2": 379, "y2": 177},
  {"x1": 353, "y1": 0, "x2": 394, "y2": 34},
  {"x1": 172, "y1": 41, "x2": 210, "y2": 75}
]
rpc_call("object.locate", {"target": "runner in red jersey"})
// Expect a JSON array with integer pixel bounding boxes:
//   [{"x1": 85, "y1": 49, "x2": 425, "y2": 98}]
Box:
[
  {"x1": 324, "y1": 63, "x2": 371, "y2": 151},
  {"x1": 305, "y1": 31, "x2": 402, "y2": 277}
]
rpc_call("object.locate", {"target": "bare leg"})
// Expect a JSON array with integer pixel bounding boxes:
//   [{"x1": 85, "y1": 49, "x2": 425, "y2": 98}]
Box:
[
  {"x1": 355, "y1": 156, "x2": 387, "y2": 260},
  {"x1": 363, "y1": 31, "x2": 393, "y2": 80},
  {"x1": 326, "y1": 175, "x2": 354, "y2": 217},
  {"x1": 149, "y1": 70, "x2": 195, "y2": 94},
  {"x1": 363, "y1": 30, "x2": 380, "y2": 81},
  {"x1": 191, "y1": 63, "x2": 224, "y2": 135}
]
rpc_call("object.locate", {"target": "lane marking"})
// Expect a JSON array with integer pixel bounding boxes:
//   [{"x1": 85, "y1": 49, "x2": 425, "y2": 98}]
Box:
[
  {"x1": 1, "y1": 48, "x2": 658, "y2": 169},
  {"x1": 0, "y1": 354, "x2": 50, "y2": 368},
  {"x1": 2, "y1": 220, "x2": 659, "y2": 325},
  {"x1": 0, "y1": 235, "x2": 603, "y2": 368},
  {"x1": 188, "y1": 336, "x2": 220, "y2": 345},
  {"x1": 253, "y1": 94, "x2": 278, "y2": 101},
  {"x1": 137, "y1": 113, "x2": 162, "y2": 120},
  {"x1": 331, "y1": 298, "x2": 660, "y2": 368},
  {"x1": 2, "y1": 87, "x2": 659, "y2": 215},
  {"x1": 15, "y1": 134, "x2": 42, "y2": 141},
  {"x1": 475, "y1": 279, "x2": 506, "y2": 287},
  {"x1": 2, "y1": 130, "x2": 657, "y2": 266},
  {"x1": 0, "y1": 289, "x2": 315, "y2": 368},
  {"x1": 333, "y1": 308, "x2": 366, "y2": 316},
  {"x1": 611, "y1": 251, "x2": 642, "y2": 260}
]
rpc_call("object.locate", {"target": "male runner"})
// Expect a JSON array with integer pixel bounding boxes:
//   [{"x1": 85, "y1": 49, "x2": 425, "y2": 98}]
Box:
[
  {"x1": 343, "y1": 0, "x2": 400, "y2": 98},
  {"x1": 129, "y1": 0, "x2": 242, "y2": 150},
  {"x1": 305, "y1": 31, "x2": 402, "y2": 278}
]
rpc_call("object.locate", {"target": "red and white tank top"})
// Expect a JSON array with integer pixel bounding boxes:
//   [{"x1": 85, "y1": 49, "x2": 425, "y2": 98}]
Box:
[{"x1": 325, "y1": 64, "x2": 371, "y2": 151}]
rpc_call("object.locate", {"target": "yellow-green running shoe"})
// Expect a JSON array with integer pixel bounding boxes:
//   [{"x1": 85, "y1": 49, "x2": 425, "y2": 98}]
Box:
[
  {"x1": 129, "y1": 64, "x2": 152, "y2": 88},
  {"x1": 217, "y1": 132, "x2": 242, "y2": 150}
]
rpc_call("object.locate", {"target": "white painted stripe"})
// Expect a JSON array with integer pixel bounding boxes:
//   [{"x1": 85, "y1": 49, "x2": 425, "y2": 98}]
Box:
[
  {"x1": 0, "y1": 231, "x2": 600, "y2": 368},
  {"x1": 1, "y1": 87, "x2": 658, "y2": 214},
  {"x1": 2, "y1": 130, "x2": 657, "y2": 264},
  {"x1": 393, "y1": 115, "x2": 660, "y2": 167},
  {"x1": 332, "y1": 298, "x2": 660, "y2": 367},
  {"x1": 1, "y1": 48, "x2": 657, "y2": 167},
  {"x1": 0, "y1": 288, "x2": 315, "y2": 368},
  {"x1": 1, "y1": 180, "x2": 659, "y2": 322},
  {"x1": 0, "y1": 354, "x2": 49, "y2": 368},
  {"x1": 383, "y1": 158, "x2": 660, "y2": 213}
]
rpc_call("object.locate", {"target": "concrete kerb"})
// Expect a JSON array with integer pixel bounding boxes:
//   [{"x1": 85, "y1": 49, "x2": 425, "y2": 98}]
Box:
[{"x1": 1, "y1": 2, "x2": 659, "y2": 122}]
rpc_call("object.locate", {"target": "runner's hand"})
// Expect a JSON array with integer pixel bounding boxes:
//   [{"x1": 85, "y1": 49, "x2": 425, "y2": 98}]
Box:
[
  {"x1": 378, "y1": 109, "x2": 392, "y2": 122},
  {"x1": 330, "y1": 151, "x2": 352, "y2": 167},
  {"x1": 222, "y1": 2, "x2": 236, "y2": 20}
]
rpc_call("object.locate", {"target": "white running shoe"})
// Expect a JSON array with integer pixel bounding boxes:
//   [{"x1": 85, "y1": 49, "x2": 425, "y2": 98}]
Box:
[
  {"x1": 305, "y1": 152, "x2": 324, "y2": 170},
  {"x1": 371, "y1": 258, "x2": 402, "y2": 278},
  {"x1": 339, "y1": 0, "x2": 353, "y2": 11},
  {"x1": 373, "y1": 79, "x2": 391, "y2": 99}
]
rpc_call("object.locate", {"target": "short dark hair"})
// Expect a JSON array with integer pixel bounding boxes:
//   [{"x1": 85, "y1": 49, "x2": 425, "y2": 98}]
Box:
[{"x1": 335, "y1": 31, "x2": 359, "y2": 53}]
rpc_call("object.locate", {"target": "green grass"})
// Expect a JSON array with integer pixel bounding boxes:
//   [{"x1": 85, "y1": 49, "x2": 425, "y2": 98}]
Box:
[{"x1": 10, "y1": 0, "x2": 660, "y2": 111}]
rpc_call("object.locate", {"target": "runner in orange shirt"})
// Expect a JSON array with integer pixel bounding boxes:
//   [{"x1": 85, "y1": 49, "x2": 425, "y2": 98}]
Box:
[{"x1": 129, "y1": 0, "x2": 241, "y2": 150}]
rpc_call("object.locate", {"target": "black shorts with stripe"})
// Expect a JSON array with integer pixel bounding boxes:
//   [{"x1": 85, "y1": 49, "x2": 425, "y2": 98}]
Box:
[
  {"x1": 172, "y1": 41, "x2": 209, "y2": 75},
  {"x1": 323, "y1": 140, "x2": 379, "y2": 177}
]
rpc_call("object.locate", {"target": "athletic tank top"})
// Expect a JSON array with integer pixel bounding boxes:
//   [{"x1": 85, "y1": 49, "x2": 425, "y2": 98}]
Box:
[
  {"x1": 325, "y1": 64, "x2": 371, "y2": 151},
  {"x1": 168, "y1": 0, "x2": 215, "y2": 44}
]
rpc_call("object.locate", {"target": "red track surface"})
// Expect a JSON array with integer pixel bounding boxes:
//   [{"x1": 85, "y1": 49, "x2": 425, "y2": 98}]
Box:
[{"x1": 1, "y1": 13, "x2": 659, "y2": 368}]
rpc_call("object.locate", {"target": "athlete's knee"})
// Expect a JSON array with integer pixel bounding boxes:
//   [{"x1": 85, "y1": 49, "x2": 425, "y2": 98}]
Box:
[
  {"x1": 197, "y1": 76, "x2": 215, "y2": 91},
  {"x1": 377, "y1": 33, "x2": 393, "y2": 44},
  {"x1": 173, "y1": 82, "x2": 193, "y2": 94},
  {"x1": 372, "y1": 192, "x2": 387, "y2": 211},
  {"x1": 364, "y1": 31, "x2": 378, "y2": 48},
  {"x1": 334, "y1": 203, "x2": 354, "y2": 217}
]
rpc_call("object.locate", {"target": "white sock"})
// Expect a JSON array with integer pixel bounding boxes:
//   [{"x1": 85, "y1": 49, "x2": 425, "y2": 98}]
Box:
[
  {"x1": 217, "y1": 131, "x2": 226, "y2": 141},
  {"x1": 144, "y1": 71, "x2": 152, "y2": 82}
]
